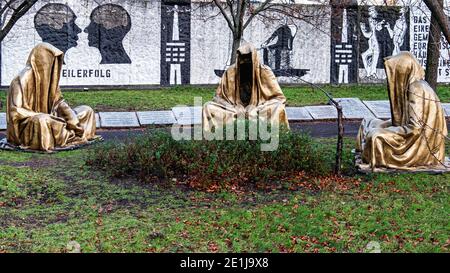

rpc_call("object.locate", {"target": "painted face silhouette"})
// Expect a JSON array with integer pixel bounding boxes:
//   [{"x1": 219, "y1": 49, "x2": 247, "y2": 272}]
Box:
[
  {"x1": 84, "y1": 4, "x2": 132, "y2": 64},
  {"x1": 34, "y1": 3, "x2": 81, "y2": 55}
]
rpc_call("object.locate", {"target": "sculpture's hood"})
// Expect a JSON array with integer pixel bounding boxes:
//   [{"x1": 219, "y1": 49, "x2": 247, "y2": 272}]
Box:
[
  {"x1": 23, "y1": 42, "x2": 64, "y2": 114},
  {"x1": 235, "y1": 42, "x2": 260, "y2": 84},
  {"x1": 213, "y1": 42, "x2": 285, "y2": 108},
  {"x1": 383, "y1": 51, "x2": 424, "y2": 126}
]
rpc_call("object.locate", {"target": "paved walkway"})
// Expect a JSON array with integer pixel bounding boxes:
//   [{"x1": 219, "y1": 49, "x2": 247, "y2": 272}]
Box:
[
  {"x1": 0, "y1": 98, "x2": 449, "y2": 130},
  {"x1": 0, "y1": 121, "x2": 367, "y2": 141},
  {"x1": 2, "y1": 121, "x2": 450, "y2": 142},
  {"x1": 92, "y1": 121, "x2": 366, "y2": 140}
]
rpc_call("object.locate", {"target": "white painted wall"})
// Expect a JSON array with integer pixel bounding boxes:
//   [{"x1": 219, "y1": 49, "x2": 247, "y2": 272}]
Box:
[
  {"x1": 1, "y1": 0, "x2": 450, "y2": 87},
  {"x1": 2, "y1": 0, "x2": 160, "y2": 86},
  {"x1": 191, "y1": 4, "x2": 330, "y2": 85}
]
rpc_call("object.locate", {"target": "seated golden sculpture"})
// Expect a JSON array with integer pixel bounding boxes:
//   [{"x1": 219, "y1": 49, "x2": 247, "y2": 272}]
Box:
[
  {"x1": 356, "y1": 52, "x2": 448, "y2": 170},
  {"x1": 6, "y1": 43, "x2": 97, "y2": 152},
  {"x1": 202, "y1": 43, "x2": 289, "y2": 132}
]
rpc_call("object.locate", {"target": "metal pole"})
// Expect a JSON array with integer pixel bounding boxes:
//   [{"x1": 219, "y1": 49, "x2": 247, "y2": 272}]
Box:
[
  {"x1": 335, "y1": 105, "x2": 344, "y2": 175},
  {"x1": 293, "y1": 77, "x2": 344, "y2": 175}
]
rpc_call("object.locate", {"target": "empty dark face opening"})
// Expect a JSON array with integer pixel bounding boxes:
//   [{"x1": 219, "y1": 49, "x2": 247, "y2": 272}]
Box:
[{"x1": 239, "y1": 53, "x2": 253, "y2": 107}]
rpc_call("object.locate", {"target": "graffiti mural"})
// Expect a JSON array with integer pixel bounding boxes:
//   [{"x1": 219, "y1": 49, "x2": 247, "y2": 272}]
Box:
[
  {"x1": 160, "y1": 0, "x2": 191, "y2": 86},
  {"x1": 35, "y1": 3, "x2": 133, "y2": 65},
  {"x1": 410, "y1": 2, "x2": 450, "y2": 82},
  {"x1": 386, "y1": 7, "x2": 408, "y2": 56},
  {"x1": 358, "y1": 6, "x2": 410, "y2": 81},
  {"x1": 34, "y1": 3, "x2": 82, "y2": 61},
  {"x1": 330, "y1": 1, "x2": 358, "y2": 84},
  {"x1": 262, "y1": 22, "x2": 296, "y2": 70},
  {"x1": 2, "y1": 0, "x2": 159, "y2": 87},
  {"x1": 2, "y1": 1, "x2": 450, "y2": 87},
  {"x1": 85, "y1": 4, "x2": 132, "y2": 64},
  {"x1": 260, "y1": 22, "x2": 308, "y2": 78}
]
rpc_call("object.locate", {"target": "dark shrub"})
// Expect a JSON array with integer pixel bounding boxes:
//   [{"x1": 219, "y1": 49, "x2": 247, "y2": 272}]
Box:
[{"x1": 87, "y1": 127, "x2": 332, "y2": 188}]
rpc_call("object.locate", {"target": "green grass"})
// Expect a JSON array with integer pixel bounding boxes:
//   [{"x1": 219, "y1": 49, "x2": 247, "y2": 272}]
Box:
[
  {"x1": 1, "y1": 85, "x2": 449, "y2": 112},
  {"x1": 0, "y1": 137, "x2": 449, "y2": 253}
]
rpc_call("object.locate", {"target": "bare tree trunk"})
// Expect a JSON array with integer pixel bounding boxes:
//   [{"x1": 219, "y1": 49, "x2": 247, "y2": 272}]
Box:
[
  {"x1": 0, "y1": 0, "x2": 38, "y2": 41},
  {"x1": 229, "y1": 0, "x2": 246, "y2": 65},
  {"x1": 230, "y1": 34, "x2": 240, "y2": 65},
  {"x1": 423, "y1": 0, "x2": 450, "y2": 44},
  {"x1": 425, "y1": 0, "x2": 443, "y2": 91}
]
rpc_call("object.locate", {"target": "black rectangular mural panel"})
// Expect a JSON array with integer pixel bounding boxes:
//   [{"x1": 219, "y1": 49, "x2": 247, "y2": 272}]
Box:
[
  {"x1": 330, "y1": 1, "x2": 359, "y2": 84},
  {"x1": 161, "y1": 0, "x2": 191, "y2": 86},
  {"x1": 358, "y1": 6, "x2": 410, "y2": 80}
]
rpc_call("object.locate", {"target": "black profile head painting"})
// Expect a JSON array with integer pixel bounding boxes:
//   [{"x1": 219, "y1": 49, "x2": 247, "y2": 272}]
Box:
[
  {"x1": 34, "y1": 3, "x2": 82, "y2": 56},
  {"x1": 84, "y1": 4, "x2": 132, "y2": 64}
]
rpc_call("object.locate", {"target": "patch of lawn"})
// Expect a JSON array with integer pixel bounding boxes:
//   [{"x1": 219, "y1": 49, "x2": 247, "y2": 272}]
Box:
[
  {"x1": 0, "y1": 150, "x2": 34, "y2": 164},
  {"x1": 1, "y1": 85, "x2": 448, "y2": 112},
  {"x1": 0, "y1": 135, "x2": 449, "y2": 253}
]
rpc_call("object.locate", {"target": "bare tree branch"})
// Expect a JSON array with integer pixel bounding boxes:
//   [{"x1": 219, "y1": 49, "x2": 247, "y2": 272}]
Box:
[
  {"x1": 213, "y1": 0, "x2": 235, "y2": 31},
  {"x1": 0, "y1": 0, "x2": 38, "y2": 41},
  {"x1": 226, "y1": 0, "x2": 236, "y2": 27},
  {"x1": 236, "y1": 0, "x2": 246, "y2": 34},
  {"x1": 200, "y1": 0, "x2": 329, "y2": 64},
  {"x1": 243, "y1": 0, "x2": 272, "y2": 30}
]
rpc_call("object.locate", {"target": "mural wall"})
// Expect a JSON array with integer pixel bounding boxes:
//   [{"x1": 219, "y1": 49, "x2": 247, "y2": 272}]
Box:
[
  {"x1": 160, "y1": 0, "x2": 191, "y2": 85},
  {"x1": 358, "y1": 5, "x2": 410, "y2": 82},
  {"x1": 410, "y1": 1, "x2": 450, "y2": 82},
  {"x1": 330, "y1": 1, "x2": 359, "y2": 84},
  {"x1": 2, "y1": 0, "x2": 161, "y2": 87},
  {"x1": 1, "y1": 0, "x2": 449, "y2": 87},
  {"x1": 190, "y1": 3, "x2": 329, "y2": 85}
]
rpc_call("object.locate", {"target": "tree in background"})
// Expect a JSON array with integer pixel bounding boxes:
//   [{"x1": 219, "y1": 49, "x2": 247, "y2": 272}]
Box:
[
  {"x1": 196, "y1": 0, "x2": 328, "y2": 65},
  {"x1": 0, "y1": 0, "x2": 37, "y2": 110},
  {"x1": 423, "y1": 0, "x2": 450, "y2": 90},
  {"x1": 423, "y1": 0, "x2": 450, "y2": 43},
  {"x1": 0, "y1": 0, "x2": 38, "y2": 41}
]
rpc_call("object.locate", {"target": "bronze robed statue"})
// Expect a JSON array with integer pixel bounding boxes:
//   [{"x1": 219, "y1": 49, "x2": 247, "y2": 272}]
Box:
[
  {"x1": 356, "y1": 52, "x2": 448, "y2": 171},
  {"x1": 5, "y1": 43, "x2": 98, "y2": 152},
  {"x1": 203, "y1": 43, "x2": 289, "y2": 132}
]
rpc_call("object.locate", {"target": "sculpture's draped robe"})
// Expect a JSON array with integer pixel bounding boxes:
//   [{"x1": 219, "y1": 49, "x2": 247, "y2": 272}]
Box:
[
  {"x1": 356, "y1": 52, "x2": 447, "y2": 170},
  {"x1": 202, "y1": 43, "x2": 289, "y2": 132},
  {"x1": 6, "y1": 43, "x2": 96, "y2": 152}
]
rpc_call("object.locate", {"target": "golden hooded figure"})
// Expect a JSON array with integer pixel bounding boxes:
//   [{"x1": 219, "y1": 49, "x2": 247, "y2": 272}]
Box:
[
  {"x1": 356, "y1": 52, "x2": 448, "y2": 170},
  {"x1": 202, "y1": 43, "x2": 289, "y2": 132},
  {"x1": 6, "y1": 43, "x2": 97, "y2": 152}
]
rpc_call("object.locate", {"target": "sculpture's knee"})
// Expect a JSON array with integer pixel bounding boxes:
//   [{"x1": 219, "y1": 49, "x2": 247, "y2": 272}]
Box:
[
  {"x1": 74, "y1": 105, "x2": 94, "y2": 116},
  {"x1": 29, "y1": 114, "x2": 51, "y2": 124},
  {"x1": 204, "y1": 102, "x2": 228, "y2": 120}
]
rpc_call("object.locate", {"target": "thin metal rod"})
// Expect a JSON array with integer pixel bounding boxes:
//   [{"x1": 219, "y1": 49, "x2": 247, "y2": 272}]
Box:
[{"x1": 292, "y1": 76, "x2": 344, "y2": 175}]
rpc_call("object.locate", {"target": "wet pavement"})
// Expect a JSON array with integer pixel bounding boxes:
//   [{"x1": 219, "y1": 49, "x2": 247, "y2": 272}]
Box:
[{"x1": 1, "y1": 120, "x2": 449, "y2": 142}]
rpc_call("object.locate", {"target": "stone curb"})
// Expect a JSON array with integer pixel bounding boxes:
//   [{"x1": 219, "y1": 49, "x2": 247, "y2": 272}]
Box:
[{"x1": 1, "y1": 99, "x2": 449, "y2": 130}]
